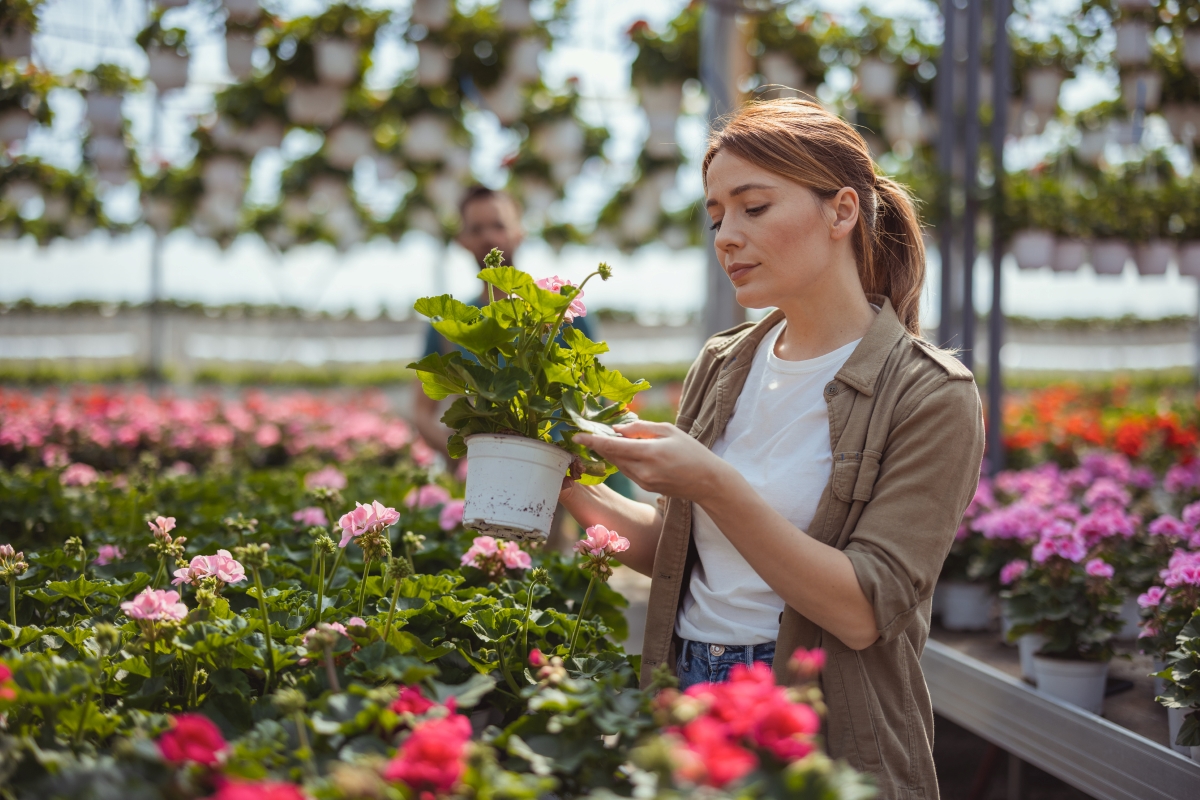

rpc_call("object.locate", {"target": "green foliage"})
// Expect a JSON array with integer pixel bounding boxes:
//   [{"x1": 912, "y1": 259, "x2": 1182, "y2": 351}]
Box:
[
  {"x1": 1003, "y1": 558, "x2": 1124, "y2": 661},
  {"x1": 1156, "y1": 610, "x2": 1200, "y2": 747}
]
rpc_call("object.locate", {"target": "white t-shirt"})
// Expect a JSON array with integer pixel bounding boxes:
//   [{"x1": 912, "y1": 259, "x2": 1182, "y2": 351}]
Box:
[{"x1": 675, "y1": 322, "x2": 862, "y2": 645}]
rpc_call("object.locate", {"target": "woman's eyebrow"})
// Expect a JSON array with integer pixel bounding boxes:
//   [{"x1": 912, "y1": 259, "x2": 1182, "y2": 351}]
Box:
[{"x1": 705, "y1": 182, "x2": 775, "y2": 207}]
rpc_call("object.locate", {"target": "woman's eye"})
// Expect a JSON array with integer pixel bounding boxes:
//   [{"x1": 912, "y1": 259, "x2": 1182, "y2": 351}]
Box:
[
  {"x1": 709, "y1": 219, "x2": 722, "y2": 231},
  {"x1": 747, "y1": 205, "x2": 768, "y2": 216}
]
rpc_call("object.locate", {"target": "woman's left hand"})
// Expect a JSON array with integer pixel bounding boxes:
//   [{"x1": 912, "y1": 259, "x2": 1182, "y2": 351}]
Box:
[{"x1": 573, "y1": 421, "x2": 730, "y2": 502}]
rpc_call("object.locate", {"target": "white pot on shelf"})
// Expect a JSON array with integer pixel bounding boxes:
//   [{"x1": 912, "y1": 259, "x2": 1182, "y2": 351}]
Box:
[
  {"x1": 223, "y1": 0, "x2": 261, "y2": 24},
  {"x1": 1053, "y1": 238, "x2": 1088, "y2": 272},
  {"x1": 142, "y1": 195, "x2": 175, "y2": 233},
  {"x1": 638, "y1": 80, "x2": 684, "y2": 160},
  {"x1": 532, "y1": 117, "x2": 585, "y2": 163},
  {"x1": 462, "y1": 434, "x2": 571, "y2": 542},
  {"x1": 1091, "y1": 239, "x2": 1131, "y2": 275},
  {"x1": 201, "y1": 155, "x2": 246, "y2": 198},
  {"x1": 97, "y1": 166, "x2": 129, "y2": 186},
  {"x1": 1025, "y1": 67, "x2": 1064, "y2": 113},
  {"x1": 1134, "y1": 239, "x2": 1174, "y2": 276},
  {"x1": 225, "y1": 30, "x2": 256, "y2": 79},
  {"x1": 1017, "y1": 633, "x2": 1046, "y2": 682},
  {"x1": 509, "y1": 36, "x2": 544, "y2": 83},
  {"x1": 415, "y1": 41, "x2": 452, "y2": 87},
  {"x1": 402, "y1": 112, "x2": 451, "y2": 162},
  {"x1": 42, "y1": 194, "x2": 70, "y2": 224},
  {"x1": 147, "y1": 46, "x2": 190, "y2": 93},
  {"x1": 1178, "y1": 241, "x2": 1200, "y2": 277},
  {"x1": 1115, "y1": 20, "x2": 1151, "y2": 66},
  {"x1": 759, "y1": 51, "x2": 804, "y2": 91},
  {"x1": 498, "y1": 0, "x2": 534, "y2": 30},
  {"x1": 2, "y1": 179, "x2": 40, "y2": 207},
  {"x1": 939, "y1": 581, "x2": 995, "y2": 631},
  {"x1": 1033, "y1": 656, "x2": 1109, "y2": 715},
  {"x1": 1168, "y1": 707, "x2": 1194, "y2": 756},
  {"x1": 309, "y1": 175, "x2": 349, "y2": 212},
  {"x1": 0, "y1": 24, "x2": 32, "y2": 60},
  {"x1": 239, "y1": 116, "x2": 284, "y2": 155},
  {"x1": 195, "y1": 191, "x2": 241, "y2": 234},
  {"x1": 287, "y1": 83, "x2": 346, "y2": 127},
  {"x1": 1122, "y1": 70, "x2": 1163, "y2": 112},
  {"x1": 1076, "y1": 128, "x2": 1108, "y2": 164},
  {"x1": 481, "y1": 73, "x2": 524, "y2": 125},
  {"x1": 325, "y1": 121, "x2": 374, "y2": 170},
  {"x1": 1011, "y1": 229, "x2": 1055, "y2": 270},
  {"x1": 411, "y1": 0, "x2": 452, "y2": 30},
  {"x1": 1159, "y1": 103, "x2": 1200, "y2": 142},
  {"x1": 1185, "y1": 30, "x2": 1200, "y2": 74},
  {"x1": 85, "y1": 93, "x2": 124, "y2": 136},
  {"x1": 1116, "y1": 595, "x2": 1143, "y2": 639},
  {"x1": 857, "y1": 57, "x2": 898, "y2": 102},
  {"x1": 0, "y1": 108, "x2": 33, "y2": 143},
  {"x1": 313, "y1": 38, "x2": 360, "y2": 87},
  {"x1": 86, "y1": 136, "x2": 129, "y2": 172}
]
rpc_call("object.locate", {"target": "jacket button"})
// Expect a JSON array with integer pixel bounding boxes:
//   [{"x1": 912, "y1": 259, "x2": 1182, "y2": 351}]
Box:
[{"x1": 825, "y1": 384, "x2": 839, "y2": 396}]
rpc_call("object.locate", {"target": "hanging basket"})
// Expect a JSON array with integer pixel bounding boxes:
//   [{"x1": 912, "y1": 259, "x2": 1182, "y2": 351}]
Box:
[
  {"x1": 1025, "y1": 67, "x2": 1063, "y2": 113},
  {"x1": 415, "y1": 41, "x2": 452, "y2": 87},
  {"x1": 411, "y1": 0, "x2": 452, "y2": 30},
  {"x1": 1115, "y1": 20, "x2": 1151, "y2": 66},
  {"x1": 42, "y1": 194, "x2": 70, "y2": 224},
  {"x1": 287, "y1": 83, "x2": 346, "y2": 127},
  {"x1": 239, "y1": 115, "x2": 285, "y2": 155},
  {"x1": 142, "y1": 195, "x2": 176, "y2": 233},
  {"x1": 402, "y1": 112, "x2": 451, "y2": 162},
  {"x1": 1090, "y1": 239, "x2": 1131, "y2": 275},
  {"x1": 2, "y1": 179, "x2": 40, "y2": 207},
  {"x1": 1121, "y1": 70, "x2": 1163, "y2": 112},
  {"x1": 759, "y1": 51, "x2": 804, "y2": 91},
  {"x1": 85, "y1": 93, "x2": 124, "y2": 137},
  {"x1": 482, "y1": 74, "x2": 524, "y2": 126},
  {"x1": 1052, "y1": 238, "x2": 1088, "y2": 272},
  {"x1": 1178, "y1": 241, "x2": 1200, "y2": 277},
  {"x1": 225, "y1": 30, "x2": 256, "y2": 80},
  {"x1": 222, "y1": 0, "x2": 262, "y2": 24},
  {"x1": 1134, "y1": 239, "x2": 1174, "y2": 275},
  {"x1": 532, "y1": 117, "x2": 585, "y2": 163},
  {"x1": 508, "y1": 36, "x2": 544, "y2": 83},
  {"x1": 497, "y1": 0, "x2": 534, "y2": 30},
  {"x1": 638, "y1": 80, "x2": 683, "y2": 160},
  {"x1": 147, "y1": 46, "x2": 190, "y2": 93},
  {"x1": 857, "y1": 57, "x2": 898, "y2": 102},
  {"x1": 313, "y1": 38, "x2": 360, "y2": 87},
  {"x1": 0, "y1": 108, "x2": 33, "y2": 143},
  {"x1": 201, "y1": 155, "x2": 247, "y2": 199},
  {"x1": 1010, "y1": 229, "x2": 1055, "y2": 270},
  {"x1": 282, "y1": 194, "x2": 313, "y2": 227},
  {"x1": 0, "y1": 24, "x2": 33, "y2": 60},
  {"x1": 86, "y1": 136, "x2": 129, "y2": 172},
  {"x1": 325, "y1": 121, "x2": 375, "y2": 170}
]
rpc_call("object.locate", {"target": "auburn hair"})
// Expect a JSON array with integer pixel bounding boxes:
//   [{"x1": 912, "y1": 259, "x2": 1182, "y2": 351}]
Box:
[{"x1": 701, "y1": 98, "x2": 926, "y2": 336}]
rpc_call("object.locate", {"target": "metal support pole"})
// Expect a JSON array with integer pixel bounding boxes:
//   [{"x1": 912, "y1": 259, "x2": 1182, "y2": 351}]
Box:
[
  {"x1": 961, "y1": 0, "x2": 982, "y2": 372},
  {"x1": 700, "y1": 1, "x2": 744, "y2": 337},
  {"x1": 148, "y1": 87, "x2": 165, "y2": 383},
  {"x1": 937, "y1": 0, "x2": 957, "y2": 347},
  {"x1": 988, "y1": 0, "x2": 1010, "y2": 475}
]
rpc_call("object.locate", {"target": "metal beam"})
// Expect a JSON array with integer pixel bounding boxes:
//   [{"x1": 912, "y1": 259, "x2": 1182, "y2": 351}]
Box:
[
  {"x1": 988, "y1": 0, "x2": 1009, "y2": 475},
  {"x1": 937, "y1": 0, "x2": 957, "y2": 349},
  {"x1": 961, "y1": 0, "x2": 982, "y2": 372}
]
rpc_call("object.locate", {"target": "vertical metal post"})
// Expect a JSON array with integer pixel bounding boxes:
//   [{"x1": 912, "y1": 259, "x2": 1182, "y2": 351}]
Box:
[
  {"x1": 961, "y1": 0, "x2": 982, "y2": 372},
  {"x1": 148, "y1": 88, "x2": 165, "y2": 383},
  {"x1": 937, "y1": 0, "x2": 957, "y2": 347},
  {"x1": 988, "y1": 0, "x2": 1010, "y2": 475},
  {"x1": 700, "y1": 1, "x2": 744, "y2": 337}
]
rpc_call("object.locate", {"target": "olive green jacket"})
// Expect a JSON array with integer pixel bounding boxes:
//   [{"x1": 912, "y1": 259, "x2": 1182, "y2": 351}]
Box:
[{"x1": 638, "y1": 296, "x2": 985, "y2": 800}]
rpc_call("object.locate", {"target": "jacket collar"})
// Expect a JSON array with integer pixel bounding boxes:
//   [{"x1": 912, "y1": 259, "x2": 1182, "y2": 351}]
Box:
[{"x1": 704, "y1": 294, "x2": 906, "y2": 397}]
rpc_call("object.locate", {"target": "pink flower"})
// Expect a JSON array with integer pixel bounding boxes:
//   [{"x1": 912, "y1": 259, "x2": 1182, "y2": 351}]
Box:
[
  {"x1": 391, "y1": 686, "x2": 435, "y2": 716},
  {"x1": 1031, "y1": 521, "x2": 1086, "y2": 564},
  {"x1": 999, "y1": 559, "x2": 1028, "y2": 586},
  {"x1": 1138, "y1": 586, "x2": 1166, "y2": 608},
  {"x1": 535, "y1": 275, "x2": 587, "y2": 322},
  {"x1": 92, "y1": 544, "x2": 125, "y2": 566},
  {"x1": 42, "y1": 445, "x2": 69, "y2": 469},
  {"x1": 383, "y1": 713, "x2": 472, "y2": 793},
  {"x1": 575, "y1": 524, "x2": 630, "y2": 558},
  {"x1": 254, "y1": 424, "x2": 281, "y2": 448},
  {"x1": 1148, "y1": 515, "x2": 1190, "y2": 539},
  {"x1": 1083, "y1": 478, "x2": 1131, "y2": 510},
  {"x1": 1085, "y1": 558, "x2": 1114, "y2": 579},
  {"x1": 172, "y1": 551, "x2": 246, "y2": 586},
  {"x1": 1077, "y1": 507, "x2": 1138, "y2": 544},
  {"x1": 292, "y1": 506, "x2": 328, "y2": 527},
  {"x1": 787, "y1": 647, "x2": 826, "y2": 680},
  {"x1": 411, "y1": 438, "x2": 437, "y2": 467},
  {"x1": 674, "y1": 716, "x2": 759, "y2": 787},
  {"x1": 439, "y1": 499, "x2": 465, "y2": 531},
  {"x1": 121, "y1": 588, "x2": 188, "y2": 622},
  {"x1": 148, "y1": 516, "x2": 176, "y2": 538},
  {"x1": 405, "y1": 484, "x2": 451, "y2": 509},
  {"x1": 500, "y1": 542, "x2": 532, "y2": 570},
  {"x1": 460, "y1": 536, "x2": 530, "y2": 573},
  {"x1": 337, "y1": 500, "x2": 400, "y2": 548},
  {"x1": 305, "y1": 466, "x2": 347, "y2": 491},
  {"x1": 1182, "y1": 502, "x2": 1200, "y2": 530},
  {"x1": 157, "y1": 713, "x2": 227, "y2": 766},
  {"x1": 751, "y1": 700, "x2": 819, "y2": 761},
  {"x1": 61, "y1": 463, "x2": 99, "y2": 487},
  {"x1": 209, "y1": 781, "x2": 306, "y2": 800},
  {"x1": 529, "y1": 648, "x2": 545, "y2": 667}
]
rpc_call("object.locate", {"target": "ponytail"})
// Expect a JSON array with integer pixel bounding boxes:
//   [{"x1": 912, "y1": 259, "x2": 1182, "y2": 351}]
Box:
[{"x1": 702, "y1": 99, "x2": 926, "y2": 336}]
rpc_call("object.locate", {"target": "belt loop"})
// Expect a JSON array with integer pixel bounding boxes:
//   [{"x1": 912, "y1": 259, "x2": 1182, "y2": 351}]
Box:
[
  {"x1": 682, "y1": 640, "x2": 689, "y2": 662},
  {"x1": 745, "y1": 645, "x2": 753, "y2": 667}
]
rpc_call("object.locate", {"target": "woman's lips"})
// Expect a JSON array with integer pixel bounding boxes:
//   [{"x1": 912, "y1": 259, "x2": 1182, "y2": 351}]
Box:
[{"x1": 727, "y1": 262, "x2": 757, "y2": 282}]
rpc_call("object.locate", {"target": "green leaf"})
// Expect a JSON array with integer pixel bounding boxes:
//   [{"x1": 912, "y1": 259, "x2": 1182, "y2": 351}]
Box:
[
  {"x1": 562, "y1": 326, "x2": 608, "y2": 356},
  {"x1": 208, "y1": 666, "x2": 252, "y2": 696},
  {"x1": 414, "y1": 294, "x2": 479, "y2": 324},
  {"x1": 592, "y1": 364, "x2": 650, "y2": 404},
  {"x1": 433, "y1": 316, "x2": 515, "y2": 356},
  {"x1": 429, "y1": 673, "x2": 495, "y2": 709},
  {"x1": 409, "y1": 352, "x2": 469, "y2": 401},
  {"x1": 478, "y1": 266, "x2": 538, "y2": 298}
]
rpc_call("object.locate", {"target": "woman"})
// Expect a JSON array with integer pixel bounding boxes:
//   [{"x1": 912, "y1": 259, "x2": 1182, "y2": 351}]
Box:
[{"x1": 562, "y1": 98, "x2": 985, "y2": 799}]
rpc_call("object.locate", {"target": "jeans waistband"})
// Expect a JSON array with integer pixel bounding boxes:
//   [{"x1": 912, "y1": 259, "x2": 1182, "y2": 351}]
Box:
[{"x1": 682, "y1": 639, "x2": 776, "y2": 666}]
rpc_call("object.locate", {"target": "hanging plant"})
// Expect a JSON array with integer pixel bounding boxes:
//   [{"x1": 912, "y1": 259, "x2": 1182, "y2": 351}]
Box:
[
  {"x1": 137, "y1": 16, "x2": 190, "y2": 93},
  {"x1": 0, "y1": 62, "x2": 53, "y2": 144},
  {"x1": 755, "y1": 7, "x2": 831, "y2": 95},
  {"x1": 0, "y1": 0, "x2": 41, "y2": 61},
  {"x1": 80, "y1": 64, "x2": 138, "y2": 138}
]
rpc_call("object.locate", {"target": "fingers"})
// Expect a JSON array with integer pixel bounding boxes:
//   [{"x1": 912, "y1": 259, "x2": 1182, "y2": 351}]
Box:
[{"x1": 613, "y1": 420, "x2": 675, "y2": 439}]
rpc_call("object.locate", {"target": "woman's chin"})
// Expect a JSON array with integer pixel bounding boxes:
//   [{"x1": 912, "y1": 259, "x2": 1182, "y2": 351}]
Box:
[{"x1": 732, "y1": 284, "x2": 772, "y2": 311}]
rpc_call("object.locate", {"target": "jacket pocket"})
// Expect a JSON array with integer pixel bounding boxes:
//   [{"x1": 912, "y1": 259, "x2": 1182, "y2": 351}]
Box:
[
  {"x1": 831, "y1": 450, "x2": 881, "y2": 503},
  {"x1": 829, "y1": 650, "x2": 884, "y2": 773}
]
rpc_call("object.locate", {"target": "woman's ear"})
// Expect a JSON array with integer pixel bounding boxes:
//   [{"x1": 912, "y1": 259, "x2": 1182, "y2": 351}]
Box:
[{"x1": 828, "y1": 187, "x2": 859, "y2": 241}]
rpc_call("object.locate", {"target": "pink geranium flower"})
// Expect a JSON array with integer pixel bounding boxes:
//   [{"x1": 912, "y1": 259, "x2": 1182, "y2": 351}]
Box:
[
  {"x1": 337, "y1": 500, "x2": 400, "y2": 548},
  {"x1": 1085, "y1": 558, "x2": 1114, "y2": 579},
  {"x1": 391, "y1": 685, "x2": 436, "y2": 716},
  {"x1": 121, "y1": 588, "x2": 188, "y2": 622},
  {"x1": 535, "y1": 275, "x2": 587, "y2": 322},
  {"x1": 575, "y1": 524, "x2": 630, "y2": 558},
  {"x1": 157, "y1": 713, "x2": 227, "y2": 766},
  {"x1": 1031, "y1": 521, "x2": 1086, "y2": 564},
  {"x1": 92, "y1": 544, "x2": 125, "y2": 566},
  {"x1": 172, "y1": 550, "x2": 246, "y2": 586},
  {"x1": 999, "y1": 559, "x2": 1028, "y2": 585},
  {"x1": 61, "y1": 463, "x2": 99, "y2": 487},
  {"x1": 1138, "y1": 586, "x2": 1166, "y2": 607},
  {"x1": 460, "y1": 536, "x2": 531, "y2": 574},
  {"x1": 405, "y1": 484, "x2": 451, "y2": 509},
  {"x1": 148, "y1": 516, "x2": 176, "y2": 539},
  {"x1": 292, "y1": 506, "x2": 328, "y2": 527},
  {"x1": 305, "y1": 466, "x2": 347, "y2": 491},
  {"x1": 383, "y1": 712, "x2": 473, "y2": 793},
  {"x1": 439, "y1": 499, "x2": 465, "y2": 531},
  {"x1": 209, "y1": 781, "x2": 306, "y2": 800}
]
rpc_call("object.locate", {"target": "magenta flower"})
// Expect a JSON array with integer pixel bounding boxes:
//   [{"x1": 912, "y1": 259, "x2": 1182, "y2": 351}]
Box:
[
  {"x1": 1148, "y1": 515, "x2": 1190, "y2": 539},
  {"x1": 1077, "y1": 507, "x2": 1138, "y2": 544},
  {"x1": 999, "y1": 559, "x2": 1028, "y2": 586},
  {"x1": 574, "y1": 525, "x2": 630, "y2": 558},
  {"x1": 1083, "y1": 478, "x2": 1130, "y2": 510},
  {"x1": 535, "y1": 275, "x2": 587, "y2": 322},
  {"x1": 1084, "y1": 558, "x2": 1114, "y2": 579},
  {"x1": 61, "y1": 463, "x2": 99, "y2": 487},
  {"x1": 148, "y1": 516, "x2": 177, "y2": 539},
  {"x1": 1031, "y1": 521, "x2": 1086, "y2": 564},
  {"x1": 92, "y1": 544, "x2": 125, "y2": 566},
  {"x1": 305, "y1": 466, "x2": 347, "y2": 491},
  {"x1": 405, "y1": 484, "x2": 451, "y2": 509},
  {"x1": 1137, "y1": 586, "x2": 1166, "y2": 608},
  {"x1": 500, "y1": 544, "x2": 532, "y2": 570},
  {"x1": 293, "y1": 506, "x2": 329, "y2": 527},
  {"x1": 121, "y1": 588, "x2": 188, "y2": 622},
  {"x1": 1182, "y1": 502, "x2": 1200, "y2": 530},
  {"x1": 439, "y1": 499, "x2": 465, "y2": 532},
  {"x1": 337, "y1": 500, "x2": 400, "y2": 548}
]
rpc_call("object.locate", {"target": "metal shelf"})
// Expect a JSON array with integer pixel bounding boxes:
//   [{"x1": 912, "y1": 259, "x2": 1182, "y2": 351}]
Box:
[{"x1": 922, "y1": 640, "x2": 1200, "y2": 799}]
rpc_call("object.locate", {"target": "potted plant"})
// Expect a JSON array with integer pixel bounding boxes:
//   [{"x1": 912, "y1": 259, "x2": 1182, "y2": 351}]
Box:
[
  {"x1": 1005, "y1": 171, "x2": 1059, "y2": 270},
  {"x1": 628, "y1": 9, "x2": 699, "y2": 159},
  {"x1": 224, "y1": 20, "x2": 258, "y2": 81},
  {"x1": 755, "y1": 7, "x2": 829, "y2": 98},
  {"x1": 0, "y1": 0, "x2": 39, "y2": 60},
  {"x1": 1053, "y1": 182, "x2": 1090, "y2": 272},
  {"x1": 1004, "y1": 522, "x2": 1124, "y2": 714},
  {"x1": 409, "y1": 249, "x2": 648, "y2": 540},
  {"x1": 1139, "y1": 544, "x2": 1200, "y2": 754},
  {"x1": 0, "y1": 62, "x2": 52, "y2": 145},
  {"x1": 411, "y1": 0, "x2": 451, "y2": 31},
  {"x1": 211, "y1": 81, "x2": 286, "y2": 157},
  {"x1": 324, "y1": 119, "x2": 375, "y2": 170},
  {"x1": 1130, "y1": 182, "x2": 1175, "y2": 275},
  {"x1": 1172, "y1": 177, "x2": 1200, "y2": 276},
  {"x1": 1157, "y1": 608, "x2": 1200, "y2": 761},
  {"x1": 83, "y1": 64, "x2": 136, "y2": 137},
  {"x1": 1086, "y1": 174, "x2": 1133, "y2": 275},
  {"x1": 137, "y1": 17, "x2": 190, "y2": 93}
]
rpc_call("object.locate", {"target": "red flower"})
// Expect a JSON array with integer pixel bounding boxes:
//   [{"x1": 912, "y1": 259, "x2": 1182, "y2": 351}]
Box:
[
  {"x1": 627, "y1": 19, "x2": 651, "y2": 37},
  {"x1": 383, "y1": 713, "x2": 472, "y2": 793},
  {"x1": 751, "y1": 701, "x2": 819, "y2": 762},
  {"x1": 392, "y1": 686, "x2": 435, "y2": 716},
  {"x1": 209, "y1": 780, "x2": 306, "y2": 800},
  {"x1": 787, "y1": 647, "x2": 826, "y2": 681},
  {"x1": 157, "y1": 713, "x2": 227, "y2": 767},
  {"x1": 684, "y1": 662, "x2": 776, "y2": 737},
  {"x1": 528, "y1": 648, "x2": 545, "y2": 667},
  {"x1": 675, "y1": 717, "x2": 758, "y2": 787},
  {"x1": 0, "y1": 662, "x2": 14, "y2": 702}
]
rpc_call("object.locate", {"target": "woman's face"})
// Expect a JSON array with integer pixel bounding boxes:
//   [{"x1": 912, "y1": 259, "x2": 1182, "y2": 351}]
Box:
[{"x1": 704, "y1": 150, "x2": 858, "y2": 310}]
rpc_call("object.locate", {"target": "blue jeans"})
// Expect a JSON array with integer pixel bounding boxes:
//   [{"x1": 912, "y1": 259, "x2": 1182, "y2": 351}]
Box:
[{"x1": 675, "y1": 639, "x2": 776, "y2": 692}]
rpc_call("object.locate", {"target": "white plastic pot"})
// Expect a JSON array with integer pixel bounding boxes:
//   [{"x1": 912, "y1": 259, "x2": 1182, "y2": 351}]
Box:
[
  {"x1": 1077, "y1": 128, "x2": 1108, "y2": 164},
  {"x1": 1115, "y1": 20, "x2": 1151, "y2": 66},
  {"x1": 239, "y1": 116, "x2": 284, "y2": 155},
  {"x1": 0, "y1": 108, "x2": 33, "y2": 143},
  {"x1": 287, "y1": 84, "x2": 346, "y2": 127},
  {"x1": 308, "y1": 175, "x2": 350, "y2": 213},
  {"x1": 759, "y1": 51, "x2": 804, "y2": 91},
  {"x1": 97, "y1": 166, "x2": 129, "y2": 186},
  {"x1": 0, "y1": 24, "x2": 32, "y2": 60},
  {"x1": 147, "y1": 46, "x2": 190, "y2": 93},
  {"x1": 411, "y1": 0, "x2": 452, "y2": 30},
  {"x1": 85, "y1": 93, "x2": 124, "y2": 137},
  {"x1": 498, "y1": 0, "x2": 534, "y2": 30},
  {"x1": 1116, "y1": 595, "x2": 1143, "y2": 639},
  {"x1": 1122, "y1": 70, "x2": 1163, "y2": 112},
  {"x1": 1052, "y1": 238, "x2": 1088, "y2": 272},
  {"x1": 1135, "y1": 239, "x2": 1174, "y2": 276},
  {"x1": 1025, "y1": 67, "x2": 1063, "y2": 113},
  {"x1": 86, "y1": 136, "x2": 129, "y2": 172},
  {"x1": 403, "y1": 112, "x2": 451, "y2": 162},
  {"x1": 225, "y1": 30, "x2": 256, "y2": 80},
  {"x1": 1018, "y1": 633, "x2": 1046, "y2": 683},
  {"x1": 201, "y1": 155, "x2": 246, "y2": 198},
  {"x1": 1011, "y1": 229, "x2": 1055, "y2": 270},
  {"x1": 223, "y1": 0, "x2": 262, "y2": 24},
  {"x1": 42, "y1": 194, "x2": 70, "y2": 224},
  {"x1": 858, "y1": 57, "x2": 898, "y2": 102},
  {"x1": 415, "y1": 41, "x2": 452, "y2": 87},
  {"x1": 1033, "y1": 656, "x2": 1109, "y2": 715},
  {"x1": 532, "y1": 117, "x2": 585, "y2": 163},
  {"x1": 462, "y1": 434, "x2": 572, "y2": 541},
  {"x1": 282, "y1": 194, "x2": 313, "y2": 227},
  {"x1": 939, "y1": 581, "x2": 994, "y2": 631},
  {"x1": 1185, "y1": 30, "x2": 1200, "y2": 74},
  {"x1": 1178, "y1": 241, "x2": 1200, "y2": 277},
  {"x1": 314, "y1": 38, "x2": 360, "y2": 87},
  {"x1": 325, "y1": 122, "x2": 374, "y2": 170},
  {"x1": 481, "y1": 73, "x2": 524, "y2": 125},
  {"x1": 509, "y1": 36, "x2": 544, "y2": 83},
  {"x1": 195, "y1": 191, "x2": 240, "y2": 234},
  {"x1": 142, "y1": 195, "x2": 175, "y2": 233},
  {"x1": 638, "y1": 80, "x2": 683, "y2": 160},
  {"x1": 1091, "y1": 240, "x2": 1131, "y2": 276},
  {"x1": 1168, "y1": 706, "x2": 1193, "y2": 756}
]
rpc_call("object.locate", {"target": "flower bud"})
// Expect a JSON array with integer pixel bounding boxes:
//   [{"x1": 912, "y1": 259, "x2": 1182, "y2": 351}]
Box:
[
  {"x1": 93, "y1": 623, "x2": 120, "y2": 655},
  {"x1": 63, "y1": 536, "x2": 85, "y2": 562},
  {"x1": 272, "y1": 687, "x2": 308, "y2": 716},
  {"x1": 597, "y1": 262, "x2": 613, "y2": 280}
]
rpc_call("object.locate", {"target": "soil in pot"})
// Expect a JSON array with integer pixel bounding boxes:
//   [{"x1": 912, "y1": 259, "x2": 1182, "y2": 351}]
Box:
[
  {"x1": 938, "y1": 581, "x2": 994, "y2": 631},
  {"x1": 461, "y1": 434, "x2": 573, "y2": 542},
  {"x1": 1033, "y1": 655, "x2": 1109, "y2": 715}
]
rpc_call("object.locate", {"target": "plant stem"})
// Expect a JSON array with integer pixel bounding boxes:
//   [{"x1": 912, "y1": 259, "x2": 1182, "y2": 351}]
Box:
[
  {"x1": 495, "y1": 639, "x2": 522, "y2": 696},
  {"x1": 567, "y1": 575, "x2": 597, "y2": 660},
  {"x1": 357, "y1": 558, "x2": 372, "y2": 616},
  {"x1": 251, "y1": 567, "x2": 276, "y2": 692},
  {"x1": 540, "y1": 270, "x2": 601, "y2": 361},
  {"x1": 325, "y1": 547, "x2": 344, "y2": 595},
  {"x1": 152, "y1": 556, "x2": 166, "y2": 590},
  {"x1": 383, "y1": 568, "x2": 404, "y2": 642},
  {"x1": 323, "y1": 642, "x2": 340, "y2": 692},
  {"x1": 312, "y1": 550, "x2": 325, "y2": 627},
  {"x1": 73, "y1": 698, "x2": 90, "y2": 746},
  {"x1": 8, "y1": 579, "x2": 15, "y2": 627},
  {"x1": 294, "y1": 710, "x2": 316, "y2": 778},
  {"x1": 520, "y1": 578, "x2": 537, "y2": 663}
]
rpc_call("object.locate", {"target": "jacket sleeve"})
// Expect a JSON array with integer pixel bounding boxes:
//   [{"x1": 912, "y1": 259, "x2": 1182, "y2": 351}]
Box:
[{"x1": 841, "y1": 377, "x2": 985, "y2": 643}]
